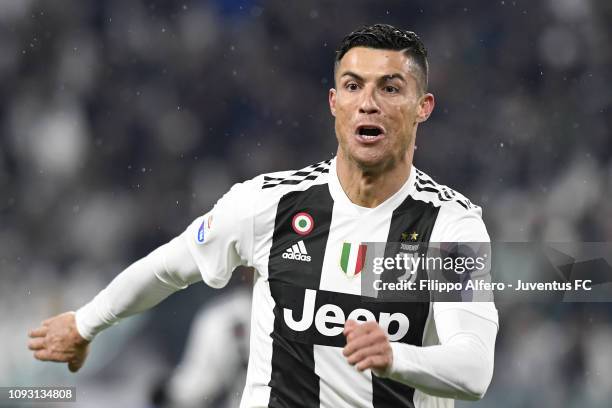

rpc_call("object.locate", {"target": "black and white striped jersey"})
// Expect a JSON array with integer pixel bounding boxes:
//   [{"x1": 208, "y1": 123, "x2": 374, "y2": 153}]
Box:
[{"x1": 184, "y1": 157, "x2": 498, "y2": 408}]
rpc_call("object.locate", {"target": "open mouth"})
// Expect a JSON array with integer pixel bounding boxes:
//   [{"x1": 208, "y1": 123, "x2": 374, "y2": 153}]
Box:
[{"x1": 356, "y1": 125, "x2": 384, "y2": 140}]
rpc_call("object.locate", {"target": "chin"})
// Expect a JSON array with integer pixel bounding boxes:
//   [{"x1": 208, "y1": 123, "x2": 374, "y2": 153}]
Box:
[
  {"x1": 351, "y1": 154, "x2": 392, "y2": 173},
  {"x1": 338, "y1": 141, "x2": 397, "y2": 173}
]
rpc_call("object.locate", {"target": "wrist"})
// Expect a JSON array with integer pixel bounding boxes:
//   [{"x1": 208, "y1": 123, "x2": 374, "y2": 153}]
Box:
[
  {"x1": 372, "y1": 342, "x2": 396, "y2": 378},
  {"x1": 73, "y1": 308, "x2": 96, "y2": 342}
]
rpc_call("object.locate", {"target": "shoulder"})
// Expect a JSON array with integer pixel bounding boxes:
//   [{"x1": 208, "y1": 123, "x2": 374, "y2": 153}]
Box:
[
  {"x1": 227, "y1": 158, "x2": 333, "y2": 200},
  {"x1": 411, "y1": 168, "x2": 480, "y2": 213},
  {"x1": 260, "y1": 158, "x2": 333, "y2": 191},
  {"x1": 411, "y1": 167, "x2": 488, "y2": 242},
  {"x1": 212, "y1": 158, "x2": 332, "y2": 218}
]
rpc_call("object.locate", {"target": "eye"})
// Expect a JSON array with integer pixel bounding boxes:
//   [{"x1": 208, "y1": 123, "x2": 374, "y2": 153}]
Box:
[
  {"x1": 345, "y1": 82, "x2": 360, "y2": 91},
  {"x1": 383, "y1": 85, "x2": 399, "y2": 94}
]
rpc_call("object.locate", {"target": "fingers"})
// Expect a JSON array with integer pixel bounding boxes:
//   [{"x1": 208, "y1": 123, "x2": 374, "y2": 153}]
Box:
[
  {"x1": 32, "y1": 343, "x2": 86, "y2": 370},
  {"x1": 33, "y1": 350, "x2": 51, "y2": 361},
  {"x1": 28, "y1": 326, "x2": 48, "y2": 338},
  {"x1": 343, "y1": 325, "x2": 386, "y2": 356},
  {"x1": 34, "y1": 348, "x2": 74, "y2": 363},
  {"x1": 343, "y1": 320, "x2": 377, "y2": 339},
  {"x1": 28, "y1": 338, "x2": 46, "y2": 351},
  {"x1": 343, "y1": 333, "x2": 373, "y2": 357},
  {"x1": 345, "y1": 343, "x2": 386, "y2": 365},
  {"x1": 343, "y1": 319, "x2": 358, "y2": 336},
  {"x1": 356, "y1": 355, "x2": 389, "y2": 372},
  {"x1": 33, "y1": 349, "x2": 61, "y2": 362},
  {"x1": 343, "y1": 321, "x2": 392, "y2": 372}
]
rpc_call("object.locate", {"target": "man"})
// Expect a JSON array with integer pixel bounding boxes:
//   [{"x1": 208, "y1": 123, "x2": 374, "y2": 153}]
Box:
[
  {"x1": 153, "y1": 286, "x2": 251, "y2": 408},
  {"x1": 28, "y1": 24, "x2": 498, "y2": 407},
  {"x1": 153, "y1": 270, "x2": 252, "y2": 408}
]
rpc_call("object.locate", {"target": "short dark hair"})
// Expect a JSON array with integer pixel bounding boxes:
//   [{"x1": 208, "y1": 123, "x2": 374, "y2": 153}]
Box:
[{"x1": 335, "y1": 24, "x2": 429, "y2": 92}]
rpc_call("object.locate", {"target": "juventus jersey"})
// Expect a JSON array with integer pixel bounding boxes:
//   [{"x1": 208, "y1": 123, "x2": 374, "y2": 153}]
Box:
[{"x1": 183, "y1": 157, "x2": 498, "y2": 408}]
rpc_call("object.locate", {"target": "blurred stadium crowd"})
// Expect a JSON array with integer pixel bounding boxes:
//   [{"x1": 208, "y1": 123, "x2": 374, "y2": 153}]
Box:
[{"x1": 1, "y1": 0, "x2": 611, "y2": 407}]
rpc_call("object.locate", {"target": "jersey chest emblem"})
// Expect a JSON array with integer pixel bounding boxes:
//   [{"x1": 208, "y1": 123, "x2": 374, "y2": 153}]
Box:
[
  {"x1": 292, "y1": 212, "x2": 314, "y2": 235},
  {"x1": 339, "y1": 242, "x2": 367, "y2": 278}
]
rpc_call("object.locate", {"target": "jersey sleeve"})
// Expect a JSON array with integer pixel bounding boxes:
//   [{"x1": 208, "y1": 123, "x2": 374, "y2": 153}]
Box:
[
  {"x1": 430, "y1": 203, "x2": 499, "y2": 326},
  {"x1": 387, "y1": 307, "x2": 497, "y2": 400},
  {"x1": 183, "y1": 179, "x2": 257, "y2": 288}
]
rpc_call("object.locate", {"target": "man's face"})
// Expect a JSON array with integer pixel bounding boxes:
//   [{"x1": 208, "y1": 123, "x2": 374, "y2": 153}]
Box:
[{"x1": 329, "y1": 47, "x2": 434, "y2": 172}]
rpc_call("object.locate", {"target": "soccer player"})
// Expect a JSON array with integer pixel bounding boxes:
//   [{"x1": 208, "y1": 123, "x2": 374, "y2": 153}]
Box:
[
  {"x1": 155, "y1": 286, "x2": 251, "y2": 408},
  {"x1": 28, "y1": 24, "x2": 498, "y2": 407}
]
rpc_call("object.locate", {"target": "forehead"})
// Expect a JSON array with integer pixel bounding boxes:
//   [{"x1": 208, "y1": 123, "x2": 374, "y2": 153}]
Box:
[{"x1": 336, "y1": 47, "x2": 414, "y2": 79}]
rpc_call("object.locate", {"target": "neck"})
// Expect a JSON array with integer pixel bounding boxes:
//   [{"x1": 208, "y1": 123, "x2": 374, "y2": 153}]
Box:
[{"x1": 336, "y1": 149, "x2": 414, "y2": 208}]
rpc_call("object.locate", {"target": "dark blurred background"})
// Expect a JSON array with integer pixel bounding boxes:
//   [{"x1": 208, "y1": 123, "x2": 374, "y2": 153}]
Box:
[{"x1": 1, "y1": 0, "x2": 611, "y2": 407}]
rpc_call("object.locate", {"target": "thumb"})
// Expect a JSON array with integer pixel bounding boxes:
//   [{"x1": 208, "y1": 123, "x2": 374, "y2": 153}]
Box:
[{"x1": 68, "y1": 358, "x2": 83, "y2": 373}]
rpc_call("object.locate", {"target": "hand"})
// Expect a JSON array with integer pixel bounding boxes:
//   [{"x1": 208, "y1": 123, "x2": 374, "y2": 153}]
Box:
[
  {"x1": 343, "y1": 320, "x2": 393, "y2": 375},
  {"x1": 28, "y1": 312, "x2": 90, "y2": 372}
]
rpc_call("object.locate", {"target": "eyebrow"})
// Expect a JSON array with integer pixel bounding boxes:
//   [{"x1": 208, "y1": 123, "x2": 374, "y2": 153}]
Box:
[
  {"x1": 340, "y1": 71, "x2": 407, "y2": 84},
  {"x1": 381, "y1": 73, "x2": 406, "y2": 83}
]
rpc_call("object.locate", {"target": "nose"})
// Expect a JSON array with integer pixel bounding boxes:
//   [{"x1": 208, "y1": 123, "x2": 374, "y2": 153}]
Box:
[{"x1": 359, "y1": 87, "x2": 380, "y2": 115}]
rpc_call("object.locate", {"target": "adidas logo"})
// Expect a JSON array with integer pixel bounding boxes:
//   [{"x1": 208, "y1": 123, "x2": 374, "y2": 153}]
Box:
[{"x1": 282, "y1": 240, "x2": 311, "y2": 262}]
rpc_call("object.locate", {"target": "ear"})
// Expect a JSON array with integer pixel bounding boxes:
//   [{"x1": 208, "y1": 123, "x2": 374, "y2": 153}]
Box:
[
  {"x1": 329, "y1": 88, "x2": 337, "y2": 117},
  {"x1": 415, "y1": 93, "x2": 435, "y2": 123}
]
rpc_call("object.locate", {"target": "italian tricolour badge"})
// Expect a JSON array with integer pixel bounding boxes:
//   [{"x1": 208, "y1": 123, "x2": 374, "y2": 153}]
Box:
[{"x1": 340, "y1": 242, "x2": 367, "y2": 278}]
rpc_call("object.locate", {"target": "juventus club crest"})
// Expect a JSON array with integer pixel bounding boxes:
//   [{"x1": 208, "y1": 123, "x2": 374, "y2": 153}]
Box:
[{"x1": 340, "y1": 242, "x2": 367, "y2": 278}]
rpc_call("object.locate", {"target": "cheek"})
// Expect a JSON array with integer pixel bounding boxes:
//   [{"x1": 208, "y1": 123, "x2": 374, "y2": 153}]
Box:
[
  {"x1": 336, "y1": 93, "x2": 359, "y2": 114},
  {"x1": 397, "y1": 106, "x2": 416, "y2": 126},
  {"x1": 336, "y1": 98, "x2": 352, "y2": 114},
  {"x1": 334, "y1": 106, "x2": 351, "y2": 137},
  {"x1": 336, "y1": 105, "x2": 353, "y2": 126},
  {"x1": 385, "y1": 105, "x2": 407, "y2": 125}
]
